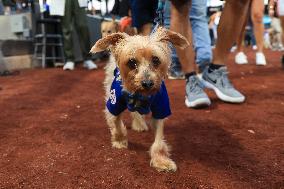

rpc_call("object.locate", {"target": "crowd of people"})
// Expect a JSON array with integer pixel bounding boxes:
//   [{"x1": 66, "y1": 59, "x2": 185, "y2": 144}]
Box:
[
  {"x1": 55, "y1": 0, "x2": 284, "y2": 109},
  {"x1": 2, "y1": 0, "x2": 283, "y2": 109}
]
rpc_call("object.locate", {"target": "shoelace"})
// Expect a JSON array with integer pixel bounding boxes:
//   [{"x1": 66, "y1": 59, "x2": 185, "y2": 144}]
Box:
[
  {"x1": 215, "y1": 69, "x2": 233, "y2": 89},
  {"x1": 188, "y1": 76, "x2": 203, "y2": 93}
]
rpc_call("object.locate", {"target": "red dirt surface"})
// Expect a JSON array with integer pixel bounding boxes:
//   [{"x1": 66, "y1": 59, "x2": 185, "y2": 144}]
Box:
[{"x1": 0, "y1": 50, "x2": 284, "y2": 189}]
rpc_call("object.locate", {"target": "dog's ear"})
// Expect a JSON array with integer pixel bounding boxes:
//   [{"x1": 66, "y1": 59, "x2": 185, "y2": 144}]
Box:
[
  {"x1": 90, "y1": 33, "x2": 127, "y2": 53},
  {"x1": 154, "y1": 27, "x2": 189, "y2": 49}
]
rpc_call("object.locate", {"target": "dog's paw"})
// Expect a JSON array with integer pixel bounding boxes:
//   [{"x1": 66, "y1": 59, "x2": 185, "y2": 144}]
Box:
[
  {"x1": 131, "y1": 119, "x2": 148, "y2": 132},
  {"x1": 112, "y1": 139, "x2": 128, "y2": 149},
  {"x1": 150, "y1": 156, "x2": 177, "y2": 172}
]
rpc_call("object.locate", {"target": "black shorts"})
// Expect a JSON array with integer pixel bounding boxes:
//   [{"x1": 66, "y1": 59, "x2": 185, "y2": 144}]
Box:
[{"x1": 129, "y1": 0, "x2": 158, "y2": 29}]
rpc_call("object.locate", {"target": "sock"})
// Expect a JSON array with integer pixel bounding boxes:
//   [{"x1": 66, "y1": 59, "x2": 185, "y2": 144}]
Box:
[
  {"x1": 185, "y1": 71, "x2": 196, "y2": 80},
  {"x1": 198, "y1": 61, "x2": 210, "y2": 73}
]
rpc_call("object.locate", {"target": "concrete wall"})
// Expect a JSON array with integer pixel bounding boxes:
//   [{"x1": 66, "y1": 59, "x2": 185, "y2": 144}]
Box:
[{"x1": 0, "y1": 13, "x2": 32, "y2": 40}]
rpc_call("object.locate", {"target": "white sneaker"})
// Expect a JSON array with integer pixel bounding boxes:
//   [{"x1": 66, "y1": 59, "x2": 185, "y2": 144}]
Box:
[
  {"x1": 83, "y1": 60, "x2": 98, "y2": 70},
  {"x1": 235, "y1": 52, "x2": 248, "y2": 65},
  {"x1": 230, "y1": 45, "x2": 237, "y2": 52},
  {"x1": 63, "y1": 61, "x2": 75, "y2": 70},
  {"x1": 256, "y1": 52, "x2": 267, "y2": 66}
]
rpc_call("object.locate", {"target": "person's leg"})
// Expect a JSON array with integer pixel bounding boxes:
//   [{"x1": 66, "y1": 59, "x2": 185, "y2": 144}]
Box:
[
  {"x1": 213, "y1": 0, "x2": 251, "y2": 65},
  {"x1": 251, "y1": 0, "x2": 264, "y2": 52},
  {"x1": 62, "y1": 0, "x2": 74, "y2": 62},
  {"x1": 73, "y1": 0, "x2": 91, "y2": 60},
  {"x1": 183, "y1": 0, "x2": 211, "y2": 108},
  {"x1": 140, "y1": 23, "x2": 152, "y2": 36},
  {"x1": 170, "y1": 0, "x2": 211, "y2": 108},
  {"x1": 129, "y1": 0, "x2": 157, "y2": 35},
  {"x1": 62, "y1": 0, "x2": 76, "y2": 70},
  {"x1": 170, "y1": 0, "x2": 195, "y2": 74},
  {"x1": 189, "y1": 0, "x2": 212, "y2": 72},
  {"x1": 164, "y1": 0, "x2": 184, "y2": 79},
  {"x1": 280, "y1": 16, "x2": 284, "y2": 66},
  {"x1": 235, "y1": 16, "x2": 249, "y2": 65},
  {"x1": 251, "y1": 0, "x2": 266, "y2": 65},
  {"x1": 280, "y1": 17, "x2": 284, "y2": 48},
  {"x1": 73, "y1": 0, "x2": 97, "y2": 69},
  {"x1": 200, "y1": 0, "x2": 250, "y2": 103}
]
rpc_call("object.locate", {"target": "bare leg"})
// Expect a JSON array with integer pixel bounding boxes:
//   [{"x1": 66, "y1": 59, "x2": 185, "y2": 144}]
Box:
[
  {"x1": 139, "y1": 23, "x2": 152, "y2": 36},
  {"x1": 251, "y1": 0, "x2": 264, "y2": 52},
  {"x1": 236, "y1": 27, "x2": 246, "y2": 53},
  {"x1": 280, "y1": 16, "x2": 284, "y2": 66},
  {"x1": 280, "y1": 16, "x2": 284, "y2": 45},
  {"x1": 105, "y1": 110, "x2": 128, "y2": 149},
  {"x1": 150, "y1": 118, "x2": 176, "y2": 172},
  {"x1": 131, "y1": 112, "x2": 148, "y2": 132},
  {"x1": 213, "y1": 0, "x2": 251, "y2": 65},
  {"x1": 170, "y1": 1, "x2": 196, "y2": 73}
]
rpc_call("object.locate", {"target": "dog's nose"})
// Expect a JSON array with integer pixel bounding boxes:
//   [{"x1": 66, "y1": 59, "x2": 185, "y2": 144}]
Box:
[{"x1": 141, "y1": 80, "x2": 154, "y2": 90}]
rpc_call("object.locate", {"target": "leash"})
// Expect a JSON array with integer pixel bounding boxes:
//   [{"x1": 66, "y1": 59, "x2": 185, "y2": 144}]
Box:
[{"x1": 151, "y1": 0, "x2": 166, "y2": 35}]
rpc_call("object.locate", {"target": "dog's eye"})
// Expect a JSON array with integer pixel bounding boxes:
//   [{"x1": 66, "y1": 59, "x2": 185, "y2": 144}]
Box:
[
  {"x1": 127, "y1": 59, "x2": 137, "y2": 70},
  {"x1": 102, "y1": 30, "x2": 105, "y2": 33},
  {"x1": 152, "y1": 56, "x2": 161, "y2": 67},
  {"x1": 107, "y1": 30, "x2": 111, "y2": 33}
]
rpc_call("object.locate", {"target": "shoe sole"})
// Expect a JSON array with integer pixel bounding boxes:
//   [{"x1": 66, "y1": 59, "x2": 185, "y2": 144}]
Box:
[
  {"x1": 235, "y1": 61, "x2": 248, "y2": 65},
  {"x1": 168, "y1": 75, "x2": 185, "y2": 80},
  {"x1": 83, "y1": 64, "x2": 98, "y2": 70},
  {"x1": 185, "y1": 97, "x2": 211, "y2": 108},
  {"x1": 256, "y1": 63, "x2": 266, "y2": 66},
  {"x1": 63, "y1": 68, "x2": 74, "y2": 71},
  {"x1": 201, "y1": 78, "x2": 245, "y2": 103}
]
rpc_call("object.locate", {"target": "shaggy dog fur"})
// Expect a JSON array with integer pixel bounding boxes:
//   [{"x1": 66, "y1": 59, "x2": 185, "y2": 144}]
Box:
[
  {"x1": 91, "y1": 27, "x2": 189, "y2": 172},
  {"x1": 101, "y1": 19, "x2": 119, "y2": 38}
]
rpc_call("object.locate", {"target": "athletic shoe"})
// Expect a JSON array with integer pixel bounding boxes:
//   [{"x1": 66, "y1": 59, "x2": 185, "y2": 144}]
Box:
[
  {"x1": 63, "y1": 61, "x2": 75, "y2": 71},
  {"x1": 201, "y1": 66, "x2": 245, "y2": 103},
  {"x1": 168, "y1": 63, "x2": 185, "y2": 80},
  {"x1": 83, "y1": 60, "x2": 98, "y2": 70},
  {"x1": 252, "y1": 45, "x2": 258, "y2": 50},
  {"x1": 185, "y1": 75, "x2": 211, "y2": 108},
  {"x1": 256, "y1": 52, "x2": 267, "y2": 66},
  {"x1": 235, "y1": 52, "x2": 248, "y2": 65},
  {"x1": 230, "y1": 45, "x2": 237, "y2": 52}
]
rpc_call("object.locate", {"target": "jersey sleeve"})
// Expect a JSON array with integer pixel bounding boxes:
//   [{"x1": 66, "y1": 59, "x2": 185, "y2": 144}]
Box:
[
  {"x1": 106, "y1": 78, "x2": 127, "y2": 116},
  {"x1": 150, "y1": 81, "x2": 171, "y2": 119}
]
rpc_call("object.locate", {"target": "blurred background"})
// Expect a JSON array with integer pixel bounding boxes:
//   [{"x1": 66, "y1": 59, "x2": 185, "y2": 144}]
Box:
[{"x1": 0, "y1": 0, "x2": 282, "y2": 70}]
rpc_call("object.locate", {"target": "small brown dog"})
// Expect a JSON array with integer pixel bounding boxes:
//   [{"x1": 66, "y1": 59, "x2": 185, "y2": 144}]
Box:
[
  {"x1": 101, "y1": 19, "x2": 119, "y2": 38},
  {"x1": 101, "y1": 17, "x2": 137, "y2": 37},
  {"x1": 91, "y1": 27, "x2": 188, "y2": 172}
]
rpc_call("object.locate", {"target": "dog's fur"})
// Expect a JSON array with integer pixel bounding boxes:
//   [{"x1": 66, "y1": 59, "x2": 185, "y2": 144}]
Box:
[
  {"x1": 101, "y1": 19, "x2": 119, "y2": 38},
  {"x1": 91, "y1": 27, "x2": 188, "y2": 172}
]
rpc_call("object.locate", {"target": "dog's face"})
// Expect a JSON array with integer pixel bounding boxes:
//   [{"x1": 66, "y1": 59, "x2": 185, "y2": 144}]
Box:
[
  {"x1": 91, "y1": 27, "x2": 189, "y2": 95},
  {"x1": 101, "y1": 20, "x2": 119, "y2": 38}
]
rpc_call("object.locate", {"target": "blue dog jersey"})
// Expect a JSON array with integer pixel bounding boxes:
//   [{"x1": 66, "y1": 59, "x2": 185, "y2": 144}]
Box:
[{"x1": 106, "y1": 68, "x2": 171, "y2": 119}]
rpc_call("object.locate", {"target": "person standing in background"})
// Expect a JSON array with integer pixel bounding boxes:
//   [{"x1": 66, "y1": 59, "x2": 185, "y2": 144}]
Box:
[
  {"x1": 49, "y1": 0, "x2": 98, "y2": 71},
  {"x1": 235, "y1": 0, "x2": 267, "y2": 66},
  {"x1": 169, "y1": 0, "x2": 245, "y2": 107},
  {"x1": 129, "y1": 0, "x2": 158, "y2": 35},
  {"x1": 269, "y1": 0, "x2": 284, "y2": 66}
]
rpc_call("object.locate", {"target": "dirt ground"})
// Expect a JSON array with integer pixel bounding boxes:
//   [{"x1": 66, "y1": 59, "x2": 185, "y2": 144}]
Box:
[{"x1": 0, "y1": 50, "x2": 284, "y2": 189}]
